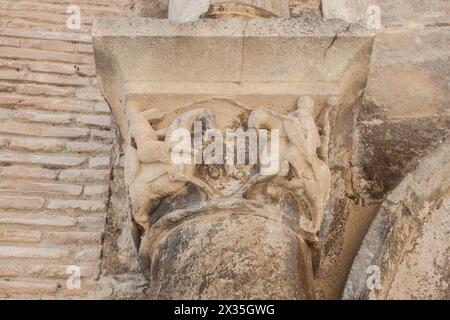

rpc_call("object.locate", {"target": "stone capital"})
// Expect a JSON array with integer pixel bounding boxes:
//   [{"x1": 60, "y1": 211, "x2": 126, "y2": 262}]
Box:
[{"x1": 93, "y1": 16, "x2": 374, "y2": 299}]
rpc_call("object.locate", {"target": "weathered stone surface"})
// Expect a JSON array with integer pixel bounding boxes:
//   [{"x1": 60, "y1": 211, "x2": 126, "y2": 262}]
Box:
[
  {"x1": 361, "y1": 30, "x2": 450, "y2": 121},
  {"x1": 142, "y1": 201, "x2": 314, "y2": 299},
  {"x1": 0, "y1": 246, "x2": 70, "y2": 259},
  {"x1": 322, "y1": 0, "x2": 372, "y2": 23},
  {"x1": 354, "y1": 28, "x2": 450, "y2": 198},
  {"x1": 0, "y1": 196, "x2": 45, "y2": 210},
  {"x1": 1, "y1": 0, "x2": 449, "y2": 301},
  {"x1": 387, "y1": 196, "x2": 449, "y2": 299},
  {"x1": 93, "y1": 17, "x2": 373, "y2": 138},
  {"x1": 167, "y1": 0, "x2": 210, "y2": 22},
  {"x1": 0, "y1": 229, "x2": 42, "y2": 243},
  {"x1": 47, "y1": 200, "x2": 106, "y2": 212},
  {"x1": 0, "y1": 0, "x2": 122, "y2": 299},
  {"x1": 0, "y1": 280, "x2": 58, "y2": 296},
  {"x1": 133, "y1": 0, "x2": 310, "y2": 18},
  {"x1": 356, "y1": 117, "x2": 450, "y2": 198},
  {"x1": 289, "y1": 0, "x2": 321, "y2": 18},
  {"x1": 344, "y1": 139, "x2": 450, "y2": 299},
  {"x1": 93, "y1": 10, "x2": 374, "y2": 300},
  {"x1": 323, "y1": 0, "x2": 450, "y2": 26},
  {"x1": 206, "y1": 0, "x2": 290, "y2": 19}
]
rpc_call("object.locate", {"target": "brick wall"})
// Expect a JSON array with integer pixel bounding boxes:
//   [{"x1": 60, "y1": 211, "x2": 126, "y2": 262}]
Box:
[{"x1": 0, "y1": 0, "x2": 132, "y2": 299}]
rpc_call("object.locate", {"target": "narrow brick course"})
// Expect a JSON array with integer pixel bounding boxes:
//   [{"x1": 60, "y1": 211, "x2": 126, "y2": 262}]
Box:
[
  {"x1": 0, "y1": 246, "x2": 70, "y2": 259},
  {"x1": 47, "y1": 199, "x2": 106, "y2": 212},
  {"x1": 0, "y1": 0, "x2": 130, "y2": 299},
  {"x1": 0, "y1": 280, "x2": 58, "y2": 295},
  {"x1": 0, "y1": 196, "x2": 46, "y2": 210}
]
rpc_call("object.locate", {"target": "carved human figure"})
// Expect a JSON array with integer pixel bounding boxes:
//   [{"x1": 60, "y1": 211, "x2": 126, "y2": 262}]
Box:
[
  {"x1": 248, "y1": 97, "x2": 331, "y2": 234},
  {"x1": 126, "y1": 98, "x2": 329, "y2": 299},
  {"x1": 124, "y1": 105, "x2": 216, "y2": 231}
]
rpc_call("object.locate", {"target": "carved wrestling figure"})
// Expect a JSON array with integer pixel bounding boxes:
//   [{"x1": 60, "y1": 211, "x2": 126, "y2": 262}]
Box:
[
  {"x1": 248, "y1": 96, "x2": 331, "y2": 234},
  {"x1": 124, "y1": 105, "x2": 216, "y2": 231}
]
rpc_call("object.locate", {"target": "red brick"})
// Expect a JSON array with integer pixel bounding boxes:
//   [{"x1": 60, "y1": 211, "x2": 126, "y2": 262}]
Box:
[
  {"x1": 21, "y1": 39, "x2": 76, "y2": 53},
  {"x1": 59, "y1": 169, "x2": 110, "y2": 182},
  {"x1": 0, "y1": 27, "x2": 91, "y2": 43},
  {"x1": 0, "y1": 94, "x2": 94, "y2": 112},
  {"x1": 0, "y1": 47, "x2": 93, "y2": 65},
  {"x1": 0, "y1": 280, "x2": 58, "y2": 295},
  {"x1": 0, "y1": 266, "x2": 19, "y2": 277},
  {"x1": 0, "y1": 121, "x2": 89, "y2": 138},
  {"x1": 0, "y1": 214, "x2": 77, "y2": 227},
  {"x1": 84, "y1": 185, "x2": 109, "y2": 197},
  {"x1": 77, "y1": 43, "x2": 94, "y2": 54},
  {"x1": 28, "y1": 62, "x2": 77, "y2": 75},
  {"x1": 16, "y1": 84, "x2": 75, "y2": 97},
  {"x1": 0, "y1": 181, "x2": 83, "y2": 196},
  {"x1": 0, "y1": 166, "x2": 58, "y2": 180},
  {"x1": 0, "y1": 152, "x2": 87, "y2": 168},
  {"x1": 44, "y1": 231, "x2": 102, "y2": 245},
  {"x1": 0, "y1": 229, "x2": 41, "y2": 243},
  {"x1": 13, "y1": 111, "x2": 73, "y2": 124},
  {"x1": 47, "y1": 200, "x2": 106, "y2": 212},
  {"x1": 8, "y1": 138, "x2": 65, "y2": 153},
  {"x1": 0, "y1": 246, "x2": 70, "y2": 259},
  {"x1": 65, "y1": 141, "x2": 112, "y2": 153},
  {"x1": 76, "y1": 115, "x2": 111, "y2": 128},
  {"x1": 0, "y1": 196, "x2": 45, "y2": 210}
]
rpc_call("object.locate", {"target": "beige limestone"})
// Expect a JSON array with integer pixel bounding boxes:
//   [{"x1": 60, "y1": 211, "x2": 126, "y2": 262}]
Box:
[
  {"x1": 93, "y1": 13, "x2": 374, "y2": 299},
  {"x1": 1, "y1": 0, "x2": 448, "y2": 301},
  {"x1": 344, "y1": 139, "x2": 450, "y2": 299}
]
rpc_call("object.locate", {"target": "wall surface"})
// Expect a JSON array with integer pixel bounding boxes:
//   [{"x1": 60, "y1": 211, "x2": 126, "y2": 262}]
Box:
[
  {"x1": 0, "y1": 0, "x2": 133, "y2": 299},
  {"x1": 0, "y1": 0, "x2": 449, "y2": 300}
]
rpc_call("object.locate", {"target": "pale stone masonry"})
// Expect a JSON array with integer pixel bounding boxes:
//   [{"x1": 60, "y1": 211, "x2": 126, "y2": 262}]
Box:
[
  {"x1": 0, "y1": 0, "x2": 324, "y2": 299},
  {"x1": 1, "y1": 0, "x2": 449, "y2": 300},
  {"x1": 0, "y1": 0, "x2": 132, "y2": 299}
]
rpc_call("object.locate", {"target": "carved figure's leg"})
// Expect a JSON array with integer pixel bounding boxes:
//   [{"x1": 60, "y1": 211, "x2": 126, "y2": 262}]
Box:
[
  {"x1": 124, "y1": 145, "x2": 141, "y2": 185},
  {"x1": 129, "y1": 176, "x2": 159, "y2": 231},
  {"x1": 281, "y1": 97, "x2": 332, "y2": 233}
]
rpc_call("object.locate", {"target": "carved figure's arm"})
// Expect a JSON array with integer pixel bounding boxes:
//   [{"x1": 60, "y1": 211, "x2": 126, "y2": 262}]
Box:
[{"x1": 127, "y1": 106, "x2": 165, "y2": 163}]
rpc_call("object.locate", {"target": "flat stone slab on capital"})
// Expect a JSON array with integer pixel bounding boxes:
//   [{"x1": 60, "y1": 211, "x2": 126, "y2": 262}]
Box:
[{"x1": 93, "y1": 17, "x2": 373, "y2": 85}]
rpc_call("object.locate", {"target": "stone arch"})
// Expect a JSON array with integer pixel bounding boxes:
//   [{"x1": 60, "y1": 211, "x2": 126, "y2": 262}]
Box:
[{"x1": 343, "y1": 138, "x2": 450, "y2": 299}]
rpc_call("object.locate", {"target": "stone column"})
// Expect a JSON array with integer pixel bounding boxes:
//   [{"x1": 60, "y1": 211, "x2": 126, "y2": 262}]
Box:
[
  {"x1": 206, "y1": 0, "x2": 290, "y2": 18},
  {"x1": 168, "y1": 0, "x2": 289, "y2": 22}
]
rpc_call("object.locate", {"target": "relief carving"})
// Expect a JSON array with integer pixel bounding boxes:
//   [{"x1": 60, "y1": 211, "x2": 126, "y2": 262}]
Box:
[
  {"x1": 122, "y1": 96, "x2": 332, "y2": 298},
  {"x1": 248, "y1": 96, "x2": 331, "y2": 234},
  {"x1": 125, "y1": 105, "x2": 217, "y2": 231},
  {"x1": 91, "y1": 10, "x2": 380, "y2": 300}
]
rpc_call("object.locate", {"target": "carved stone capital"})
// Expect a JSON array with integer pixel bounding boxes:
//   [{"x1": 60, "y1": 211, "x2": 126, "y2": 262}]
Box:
[{"x1": 93, "y1": 17, "x2": 374, "y2": 299}]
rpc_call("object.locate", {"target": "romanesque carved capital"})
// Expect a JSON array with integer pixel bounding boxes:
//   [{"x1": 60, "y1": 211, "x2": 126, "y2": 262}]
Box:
[{"x1": 93, "y1": 16, "x2": 374, "y2": 299}]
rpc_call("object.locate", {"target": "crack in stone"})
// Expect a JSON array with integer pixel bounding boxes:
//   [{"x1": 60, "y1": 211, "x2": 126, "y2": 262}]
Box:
[
  {"x1": 239, "y1": 20, "x2": 250, "y2": 85},
  {"x1": 323, "y1": 23, "x2": 352, "y2": 59}
]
